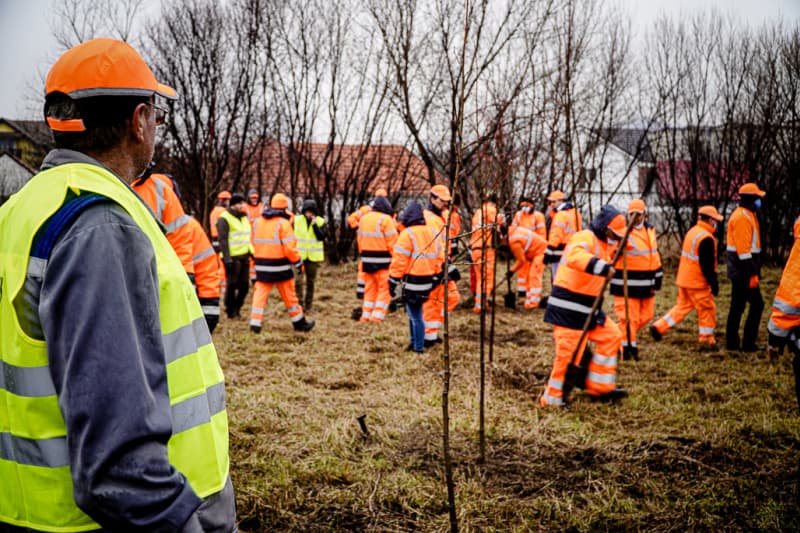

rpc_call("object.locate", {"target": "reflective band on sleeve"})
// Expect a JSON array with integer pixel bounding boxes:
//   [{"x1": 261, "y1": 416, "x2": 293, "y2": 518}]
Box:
[
  {"x1": 698, "y1": 327, "x2": 715, "y2": 335},
  {"x1": 193, "y1": 246, "x2": 216, "y2": 263},
  {"x1": 393, "y1": 245, "x2": 412, "y2": 257},
  {"x1": 587, "y1": 371, "x2": 616, "y2": 385},
  {"x1": 171, "y1": 382, "x2": 226, "y2": 435},
  {"x1": 773, "y1": 297, "x2": 800, "y2": 316},
  {"x1": 162, "y1": 317, "x2": 213, "y2": 364},
  {"x1": 0, "y1": 433, "x2": 69, "y2": 468},
  {"x1": 165, "y1": 214, "x2": 191, "y2": 234},
  {"x1": 768, "y1": 318, "x2": 791, "y2": 337},
  {"x1": 592, "y1": 260, "x2": 608, "y2": 275},
  {"x1": 0, "y1": 361, "x2": 56, "y2": 397}
]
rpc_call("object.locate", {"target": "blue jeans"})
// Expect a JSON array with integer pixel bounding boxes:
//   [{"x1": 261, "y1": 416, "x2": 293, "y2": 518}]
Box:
[{"x1": 405, "y1": 300, "x2": 424, "y2": 352}]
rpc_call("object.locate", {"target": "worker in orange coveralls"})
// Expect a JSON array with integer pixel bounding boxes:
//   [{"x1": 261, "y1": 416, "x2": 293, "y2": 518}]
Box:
[
  {"x1": 611, "y1": 199, "x2": 662, "y2": 360},
  {"x1": 357, "y1": 195, "x2": 397, "y2": 322},
  {"x1": 651, "y1": 205, "x2": 724, "y2": 347},
  {"x1": 507, "y1": 223, "x2": 547, "y2": 309},
  {"x1": 510, "y1": 196, "x2": 547, "y2": 307},
  {"x1": 249, "y1": 193, "x2": 315, "y2": 333},
  {"x1": 422, "y1": 185, "x2": 461, "y2": 346},
  {"x1": 471, "y1": 194, "x2": 505, "y2": 313},
  {"x1": 768, "y1": 234, "x2": 800, "y2": 411},
  {"x1": 349, "y1": 188, "x2": 388, "y2": 302},
  {"x1": 540, "y1": 205, "x2": 628, "y2": 408}
]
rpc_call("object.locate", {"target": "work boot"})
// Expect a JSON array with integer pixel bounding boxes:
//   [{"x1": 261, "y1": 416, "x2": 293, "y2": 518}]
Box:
[
  {"x1": 741, "y1": 344, "x2": 766, "y2": 353},
  {"x1": 423, "y1": 338, "x2": 443, "y2": 349},
  {"x1": 351, "y1": 307, "x2": 362, "y2": 321},
  {"x1": 650, "y1": 325, "x2": 662, "y2": 342},
  {"x1": 293, "y1": 318, "x2": 316, "y2": 332},
  {"x1": 590, "y1": 388, "x2": 629, "y2": 403},
  {"x1": 405, "y1": 344, "x2": 424, "y2": 354},
  {"x1": 250, "y1": 324, "x2": 261, "y2": 334}
]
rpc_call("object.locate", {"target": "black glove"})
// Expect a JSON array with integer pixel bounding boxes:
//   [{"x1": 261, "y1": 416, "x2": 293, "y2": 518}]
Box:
[
  {"x1": 505, "y1": 270, "x2": 514, "y2": 280},
  {"x1": 448, "y1": 264, "x2": 461, "y2": 282},
  {"x1": 431, "y1": 271, "x2": 443, "y2": 286},
  {"x1": 389, "y1": 278, "x2": 398, "y2": 298},
  {"x1": 711, "y1": 280, "x2": 719, "y2": 297}
]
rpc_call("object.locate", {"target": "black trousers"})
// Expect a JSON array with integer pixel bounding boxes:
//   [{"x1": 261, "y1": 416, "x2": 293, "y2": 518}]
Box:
[
  {"x1": 224, "y1": 256, "x2": 250, "y2": 318},
  {"x1": 725, "y1": 280, "x2": 764, "y2": 350}
]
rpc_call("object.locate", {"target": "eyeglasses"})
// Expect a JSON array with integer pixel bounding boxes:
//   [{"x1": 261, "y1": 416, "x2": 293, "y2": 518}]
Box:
[{"x1": 148, "y1": 101, "x2": 168, "y2": 126}]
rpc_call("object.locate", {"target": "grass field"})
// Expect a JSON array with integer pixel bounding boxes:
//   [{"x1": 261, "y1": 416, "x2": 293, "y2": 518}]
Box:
[{"x1": 215, "y1": 261, "x2": 800, "y2": 532}]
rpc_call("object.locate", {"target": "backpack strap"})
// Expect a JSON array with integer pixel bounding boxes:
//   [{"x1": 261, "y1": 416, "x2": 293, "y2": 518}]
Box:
[{"x1": 31, "y1": 194, "x2": 111, "y2": 260}]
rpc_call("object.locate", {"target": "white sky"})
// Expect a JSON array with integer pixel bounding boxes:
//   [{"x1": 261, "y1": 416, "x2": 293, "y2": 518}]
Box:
[{"x1": 1, "y1": 0, "x2": 799, "y2": 119}]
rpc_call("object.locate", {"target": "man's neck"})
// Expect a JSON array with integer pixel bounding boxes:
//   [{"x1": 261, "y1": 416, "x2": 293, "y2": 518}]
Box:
[{"x1": 87, "y1": 150, "x2": 139, "y2": 185}]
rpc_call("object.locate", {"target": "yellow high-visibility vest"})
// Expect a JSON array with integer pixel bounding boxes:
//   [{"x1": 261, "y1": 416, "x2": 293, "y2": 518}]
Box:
[{"x1": 294, "y1": 215, "x2": 325, "y2": 262}]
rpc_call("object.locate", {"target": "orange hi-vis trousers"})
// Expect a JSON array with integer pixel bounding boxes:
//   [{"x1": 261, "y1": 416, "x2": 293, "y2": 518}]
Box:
[
  {"x1": 250, "y1": 279, "x2": 304, "y2": 328},
  {"x1": 540, "y1": 320, "x2": 622, "y2": 407},
  {"x1": 423, "y1": 281, "x2": 461, "y2": 341},
  {"x1": 613, "y1": 296, "x2": 655, "y2": 350},
  {"x1": 472, "y1": 248, "x2": 495, "y2": 313},
  {"x1": 652, "y1": 286, "x2": 717, "y2": 344},
  {"x1": 361, "y1": 269, "x2": 391, "y2": 322},
  {"x1": 522, "y1": 255, "x2": 545, "y2": 309}
]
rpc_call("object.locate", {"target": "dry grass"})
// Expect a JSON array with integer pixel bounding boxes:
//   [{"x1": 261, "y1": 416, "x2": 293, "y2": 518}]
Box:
[{"x1": 216, "y1": 263, "x2": 800, "y2": 532}]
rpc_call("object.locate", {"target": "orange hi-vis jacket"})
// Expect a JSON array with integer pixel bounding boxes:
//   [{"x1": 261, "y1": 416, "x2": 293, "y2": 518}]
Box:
[
  {"x1": 545, "y1": 204, "x2": 582, "y2": 264},
  {"x1": 357, "y1": 211, "x2": 398, "y2": 272},
  {"x1": 348, "y1": 205, "x2": 371, "y2": 229},
  {"x1": 390, "y1": 224, "x2": 445, "y2": 298},
  {"x1": 186, "y1": 217, "x2": 221, "y2": 299},
  {"x1": 449, "y1": 210, "x2": 462, "y2": 256},
  {"x1": 471, "y1": 202, "x2": 504, "y2": 250},
  {"x1": 677, "y1": 220, "x2": 718, "y2": 289},
  {"x1": 511, "y1": 209, "x2": 547, "y2": 238},
  {"x1": 611, "y1": 223, "x2": 663, "y2": 298},
  {"x1": 209, "y1": 205, "x2": 226, "y2": 249},
  {"x1": 424, "y1": 207, "x2": 460, "y2": 280},
  {"x1": 252, "y1": 213, "x2": 303, "y2": 282},
  {"x1": 726, "y1": 205, "x2": 762, "y2": 281},
  {"x1": 508, "y1": 225, "x2": 547, "y2": 273},
  {"x1": 544, "y1": 229, "x2": 615, "y2": 330},
  {"x1": 131, "y1": 172, "x2": 194, "y2": 274},
  {"x1": 768, "y1": 237, "x2": 800, "y2": 347},
  {"x1": 244, "y1": 201, "x2": 264, "y2": 226}
]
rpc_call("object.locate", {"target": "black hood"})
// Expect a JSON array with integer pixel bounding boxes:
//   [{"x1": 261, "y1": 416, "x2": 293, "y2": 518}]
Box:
[
  {"x1": 589, "y1": 204, "x2": 621, "y2": 241},
  {"x1": 400, "y1": 201, "x2": 426, "y2": 227},
  {"x1": 262, "y1": 207, "x2": 291, "y2": 220},
  {"x1": 372, "y1": 196, "x2": 394, "y2": 215}
]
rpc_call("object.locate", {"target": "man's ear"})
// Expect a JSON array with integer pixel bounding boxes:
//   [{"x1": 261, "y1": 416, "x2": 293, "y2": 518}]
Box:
[{"x1": 131, "y1": 102, "x2": 149, "y2": 142}]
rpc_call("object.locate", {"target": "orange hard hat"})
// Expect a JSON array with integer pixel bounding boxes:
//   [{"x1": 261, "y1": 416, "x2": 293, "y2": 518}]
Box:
[
  {"x1": 698, "y1": 205, "x2": 723, "y2": 221},
  {"x1": 628, "y1": 199, "x2": 647, "y2": 214},
  {"x1": 430, "y1": 184, "x2": 452, "y2": 202},
  {"x1": 374, "y1": 188, "x2": 388, "y2": 197},
  {"x1": 547, "y1": 190, "x2": 565, "y2": 202},
  {"x1": 738, "y1": 182, "x2": 765, "y2": 197},
  {"x1": 271, "y1": 193, "x2": 290, "y2": 209},
  {"x1": 45, "y1": 38, "x2": 177, "y2": 132},
  {"x1": 217, "y1": 190, "x2": 232, "y2": 200}
]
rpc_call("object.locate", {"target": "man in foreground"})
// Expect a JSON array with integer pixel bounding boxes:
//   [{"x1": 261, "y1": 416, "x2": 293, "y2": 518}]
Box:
[{"x1": 0, "y1": 38, "x2": 234, "y2": 531}]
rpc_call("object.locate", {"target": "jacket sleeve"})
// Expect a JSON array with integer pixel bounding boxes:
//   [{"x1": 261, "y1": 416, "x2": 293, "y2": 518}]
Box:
[
  {"x1": 39, "y1": 203, "x2": 203, "y2": 531},
  {"x1": 312, "y1": 216, "x2": 327, "y2": 241},
  {"x1": 698, "y1": 236, "x2": 719, "y2": 291},
  {"x1": 389, "y1": 230, "x2": 412, "y2": 280},
  {"x1": 565, "y1": 238, "x2": 611, "y2": 277},
  {"x1": 281, "y1": 220, "x2": 303, "y2": 267},
  {"x1": 217, "y1": 217, "x2": 231, "y2": 263},
  {"x1": 347, "y1": 210, "x2": 361, "y2": 230},
  {"x1": 160, "y1": 184, "x2": 195, "y2": 275}
]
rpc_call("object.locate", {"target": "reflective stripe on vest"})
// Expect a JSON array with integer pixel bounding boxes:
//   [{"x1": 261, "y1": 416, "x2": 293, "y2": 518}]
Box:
[
  {"x1": 220, "y1": 210, "x2": 252, "y2": 256},
  {"x1": 0, "y1": 163, "x2": 229, "y2": 531},
  {"x1": 294, "y1": 215, "x2": 325, "y2": 262}
]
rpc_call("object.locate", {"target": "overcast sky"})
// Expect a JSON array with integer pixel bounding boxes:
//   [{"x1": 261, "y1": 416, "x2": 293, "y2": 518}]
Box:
[{"x1": 1, "y1": 0, "x2": 799, "y2": 119}]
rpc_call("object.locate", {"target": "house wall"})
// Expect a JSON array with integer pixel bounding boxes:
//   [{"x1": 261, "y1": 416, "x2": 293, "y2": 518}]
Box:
[{"x1": 0, "y1": 154, "x2": 34, "y2": 202}]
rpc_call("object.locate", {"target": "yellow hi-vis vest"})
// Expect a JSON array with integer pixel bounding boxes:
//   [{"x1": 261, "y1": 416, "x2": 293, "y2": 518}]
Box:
[
  {"x1": 219, "y1": 210, "x2": 253, "y2": 257},
  {"x1": 0, "y1": 163, "x2": 230, "y2": 532},
  {"x1": 294, "y1": 215, "x2": 325, "y2": 262}
]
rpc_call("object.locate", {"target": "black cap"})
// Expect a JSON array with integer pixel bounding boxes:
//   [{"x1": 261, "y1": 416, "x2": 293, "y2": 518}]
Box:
[{"x1": 230, "y1": 193, "x2": 246, "y2": 205}]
